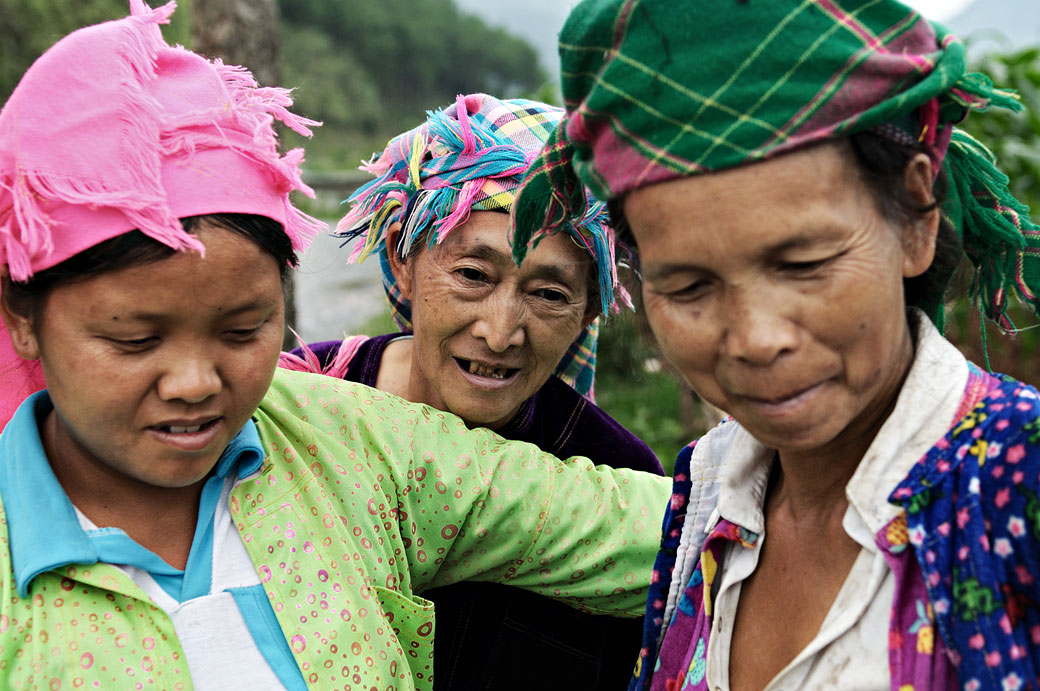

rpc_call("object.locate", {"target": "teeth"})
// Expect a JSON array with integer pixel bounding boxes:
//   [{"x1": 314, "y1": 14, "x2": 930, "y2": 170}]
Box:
[
  {"x1": 467, "y1": 361, "x2": 507, "y2": 379},
  {"x1": 168, "y1": 425, "x2": 203, "y2": 434}
]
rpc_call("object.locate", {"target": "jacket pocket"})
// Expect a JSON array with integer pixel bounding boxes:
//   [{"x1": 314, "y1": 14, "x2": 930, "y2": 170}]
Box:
[{"x1": 370, "y1": 585, "x2": 436, "y2": 685}]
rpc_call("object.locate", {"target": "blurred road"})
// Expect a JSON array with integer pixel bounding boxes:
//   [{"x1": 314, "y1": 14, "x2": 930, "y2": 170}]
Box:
[{"x1": 293, "y1": 222, "x2": 385, "y2": 344}]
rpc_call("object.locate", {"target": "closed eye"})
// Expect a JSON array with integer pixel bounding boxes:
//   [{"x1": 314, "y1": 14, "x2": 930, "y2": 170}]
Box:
[
  {"x1": 225, "y1": 327, "x2": 261, "y2": 340},
  {"x1": 780, "y1": 257, "x2": 833, "y2": 275},
  {"x1": 106, "y1": 336, "x2": 158, "y2": 350},
  {"x1": 664, "y1": 279, "x2": 711, "y2": 301}
]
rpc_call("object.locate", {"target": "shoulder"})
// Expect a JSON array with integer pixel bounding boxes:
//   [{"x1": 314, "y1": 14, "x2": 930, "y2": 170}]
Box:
[
  {"x1": 890, "y1": 372, "x2": 1040, "y2": 540},
  {"x1": 539, "y1": 376, "x2": 665, "y2": 474},
  {"x1": 906, "y1": 373, "x2": 1040, "y2": 487}
]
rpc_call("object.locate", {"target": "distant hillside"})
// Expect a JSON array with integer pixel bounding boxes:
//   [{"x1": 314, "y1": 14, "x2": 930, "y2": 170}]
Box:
[{"x1": 453, "y1": 0, "x2": 575, "y2": 79}]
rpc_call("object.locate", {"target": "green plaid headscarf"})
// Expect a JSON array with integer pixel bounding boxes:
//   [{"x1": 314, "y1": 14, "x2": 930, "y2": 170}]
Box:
[
  {"x1": 512, "y1": 0, "x2": 1040, "y2": 332},
  {"x1": 338, "y1": 94, "x2": 633, "y2": 399}
]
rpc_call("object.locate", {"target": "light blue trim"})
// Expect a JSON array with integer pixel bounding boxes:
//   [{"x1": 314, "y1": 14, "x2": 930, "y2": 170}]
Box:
[
  {"x1": 228, "y1": 585, "x2": 308, "y2": 691},
  {"x1": 0, "y1": 393, "x2": 99, "y2": 597},
  {"x1": 0, "y1": 393, "x2": 264, "y2": 600}
]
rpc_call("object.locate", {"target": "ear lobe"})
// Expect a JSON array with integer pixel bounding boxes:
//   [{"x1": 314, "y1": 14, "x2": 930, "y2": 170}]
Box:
[
  {"x1": 901, "y1": 153, "x2": 940, "y2": 279},
  {"x1": 0, "y1": 287, "x2": 41, "y2": 361},
  {"x1": 385, "y1": 222, "x2": 415, "y2": 301}
]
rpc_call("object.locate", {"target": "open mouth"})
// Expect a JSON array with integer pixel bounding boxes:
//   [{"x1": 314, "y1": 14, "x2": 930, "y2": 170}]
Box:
[
  {"x1": 456, "y1": 358, "x2": 519, "y2": 381},
  {"x1": 154, "y1": 418, "x2": 220, "y2": 434}
]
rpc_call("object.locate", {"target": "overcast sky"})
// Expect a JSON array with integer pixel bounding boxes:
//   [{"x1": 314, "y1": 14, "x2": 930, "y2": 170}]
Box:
[{"x1": 900, "y1": 0, "x2": 974, "y2": 21}]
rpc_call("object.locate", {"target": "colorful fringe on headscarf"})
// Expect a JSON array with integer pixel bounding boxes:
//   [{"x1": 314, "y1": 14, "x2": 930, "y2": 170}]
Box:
[
  {"x1": 337, "y1": 93, "x2": 632, "y2": 398},
  {"x1": 511, "y1": 0, "x2": 1040, "y2": 335}
]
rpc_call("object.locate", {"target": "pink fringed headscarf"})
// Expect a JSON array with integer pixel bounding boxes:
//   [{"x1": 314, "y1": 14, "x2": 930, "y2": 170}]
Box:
[{"x1": 0, "y1": 0, "x2": 325, "y2": 428}]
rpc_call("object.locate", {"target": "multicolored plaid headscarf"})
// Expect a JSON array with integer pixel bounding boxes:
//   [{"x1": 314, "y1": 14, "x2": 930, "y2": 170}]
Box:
[
  {"x1": 337, "y1": 93, "x2": 632, "y2": 398},
  {"x1": 512, "y1": 0, "x2": 1040, "y2": 334}
]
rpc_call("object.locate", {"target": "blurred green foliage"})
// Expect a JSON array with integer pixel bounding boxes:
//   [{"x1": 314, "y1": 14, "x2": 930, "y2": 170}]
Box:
[
  {"x1": 594, "y1": 311, "x2": 702, "y2": 474},
  {"x1": 947, "y1": 45, "x2": 1040, "y2": 384},
  {"x1": 279, "y1": 0, "x2": 547, "y2": 170}
]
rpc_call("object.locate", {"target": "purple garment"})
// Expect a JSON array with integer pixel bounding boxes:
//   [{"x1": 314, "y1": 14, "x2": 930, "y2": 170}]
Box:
[{"x1": 293, "y1": 334, "x2": 664, "y2": 690}]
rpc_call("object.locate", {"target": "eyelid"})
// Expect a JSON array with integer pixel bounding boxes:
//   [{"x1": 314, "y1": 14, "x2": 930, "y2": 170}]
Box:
[
  {"x1": 533, "y1": 287, "x2": 570, "y2": 302},
  {"x1": 104, "y1": 335, "x2": 158, "y2": 350},
  {"x1": 780, "y1": 255, "x2": 835, "y2": 273},
  {"x1": 456, "y1": 265, "x2": 490, "y2": 281}
]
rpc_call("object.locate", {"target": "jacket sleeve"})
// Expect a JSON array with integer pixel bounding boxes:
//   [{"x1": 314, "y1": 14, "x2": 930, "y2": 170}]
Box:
[{"x1": 257, "y1": 369, "x2": 671, "y2": 617}]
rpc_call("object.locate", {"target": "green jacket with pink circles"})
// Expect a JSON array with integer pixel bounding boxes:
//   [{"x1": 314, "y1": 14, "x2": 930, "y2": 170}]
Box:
[{"x1": 0, "y1": 368, "x2": 669, "y2": 690}]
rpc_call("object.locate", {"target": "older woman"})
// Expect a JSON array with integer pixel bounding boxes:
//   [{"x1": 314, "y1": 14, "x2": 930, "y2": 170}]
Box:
[
  {"x1": 512, "y1": 1, "x2": 1040, "y2": 689},
  {"x1": 0, "y1": 4, "x2": 670, "y2": 689},
  {"x1": 284, "y1": 93, "x2": 662, "y2": 690}
]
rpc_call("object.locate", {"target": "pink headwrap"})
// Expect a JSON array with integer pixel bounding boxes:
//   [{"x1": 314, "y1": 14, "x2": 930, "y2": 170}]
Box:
[{"x1": 0, "y1": 0, "x2": 325, "y2": 428}]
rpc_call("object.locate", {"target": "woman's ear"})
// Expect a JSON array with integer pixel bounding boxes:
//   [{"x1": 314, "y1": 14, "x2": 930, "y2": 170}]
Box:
[
  {"x1": 0, "y1": 281, "x2": 41, "y2": 360},
  {"x1": 580, "y1": 303, "x2": 600, "y2": 332},
  {"x1": 902, "y1": 152, "x2": 940, "y2": 279},
  {"x1": 385, "y1": 222, "x2": 415, "y2": 301}
]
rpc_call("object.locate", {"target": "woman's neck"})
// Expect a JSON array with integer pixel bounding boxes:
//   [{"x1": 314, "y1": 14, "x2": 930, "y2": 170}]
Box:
[
  {"x1": 375, "y1": 336, "x2": 415, "y2": 400},
  {"x1": 43, "y1": 411, "x2": 204, "y2": 570}
]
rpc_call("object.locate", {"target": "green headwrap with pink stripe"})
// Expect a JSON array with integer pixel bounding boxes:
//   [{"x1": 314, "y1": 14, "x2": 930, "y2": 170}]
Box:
[{"x1": 512, "y1": 0, "x2": 1039, "y2": 334}]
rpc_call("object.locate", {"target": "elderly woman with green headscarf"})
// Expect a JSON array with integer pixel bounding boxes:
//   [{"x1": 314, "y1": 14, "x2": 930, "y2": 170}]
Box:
[
  {"x1": 511, "y1": 1, "x2": 1040, "y2": 689},
  {"x1": 281, "y1": 93, "x2": 663, "y2": 690}
]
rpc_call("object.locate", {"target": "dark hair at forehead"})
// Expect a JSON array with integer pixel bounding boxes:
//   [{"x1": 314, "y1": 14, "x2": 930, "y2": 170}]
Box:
[{"x1": 4, "y1": 213, "x2": 297, "y2": 319}]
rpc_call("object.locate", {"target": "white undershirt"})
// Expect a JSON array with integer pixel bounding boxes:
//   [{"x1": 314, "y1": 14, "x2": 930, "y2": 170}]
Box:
[{"x1": 76, "y1": 478, "x2": 285, "y2": 690}]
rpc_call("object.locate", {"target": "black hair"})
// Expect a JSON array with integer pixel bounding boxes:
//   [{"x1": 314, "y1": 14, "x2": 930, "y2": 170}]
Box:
[
  {"x1": 4, "y1": 213, "x2": 296, "y2": 320},
  {"x1": 609, "y1": 132, "x2": 963, "y2": 318}
]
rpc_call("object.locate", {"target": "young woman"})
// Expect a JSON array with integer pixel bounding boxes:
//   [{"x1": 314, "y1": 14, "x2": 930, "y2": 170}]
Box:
[
  {"x1": 283, "y1": 93, "x2": 662, "y2": 690},
  {"x1": 0, "y1": 3, "x2": 669, "y2": 689},
  {"x1": 512, "y1": 1, "x2": 1040, "y2": 689}
]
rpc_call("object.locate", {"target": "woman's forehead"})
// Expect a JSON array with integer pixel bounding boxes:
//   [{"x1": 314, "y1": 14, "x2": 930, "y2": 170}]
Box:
[{"x1": 435, "y1": 216, "x2": 591, "y2": 283}]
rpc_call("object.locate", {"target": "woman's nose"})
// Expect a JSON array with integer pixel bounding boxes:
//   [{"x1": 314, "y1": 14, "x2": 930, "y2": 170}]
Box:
[
  {"x1": 720, "y1": 291, "x2": 800, "y2": 366},
  {"x1": 470, "y1": 291, "x2": 526, "y2": 352},
  {"x1": 157, "y1": 354, "x2": 221, "y2": 403}
]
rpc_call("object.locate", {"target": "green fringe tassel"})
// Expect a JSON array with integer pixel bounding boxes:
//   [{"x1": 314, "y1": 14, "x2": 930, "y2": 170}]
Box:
[
  {"x1": 943, "y1": 128, "x2": 1040, "y2": 332},
  {"x1": 511, "y1": 121, "x2": 587, "y2": 266}
]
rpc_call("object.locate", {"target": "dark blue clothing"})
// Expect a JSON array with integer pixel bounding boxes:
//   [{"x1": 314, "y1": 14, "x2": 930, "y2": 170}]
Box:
[{"x1": 296, "y1": 334, "x2": 663, "y2": 690}]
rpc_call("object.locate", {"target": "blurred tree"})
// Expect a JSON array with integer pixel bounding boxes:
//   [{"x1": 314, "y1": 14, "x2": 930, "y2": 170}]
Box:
[
  {"x1": 278, "y1": 0, "x2": 545, "y2": 112},
  {"x1": 193, "y1": 0, "x2": 280, "y2": 86}
]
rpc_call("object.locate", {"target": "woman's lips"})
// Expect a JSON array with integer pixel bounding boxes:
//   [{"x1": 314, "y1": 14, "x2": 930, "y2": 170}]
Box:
[
  {"x1": 739, "y1": 382, "x2": 825, "y2": 417},
  {"x1": 146, "y1": 417, "x2": 223, "y2": 451}
]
